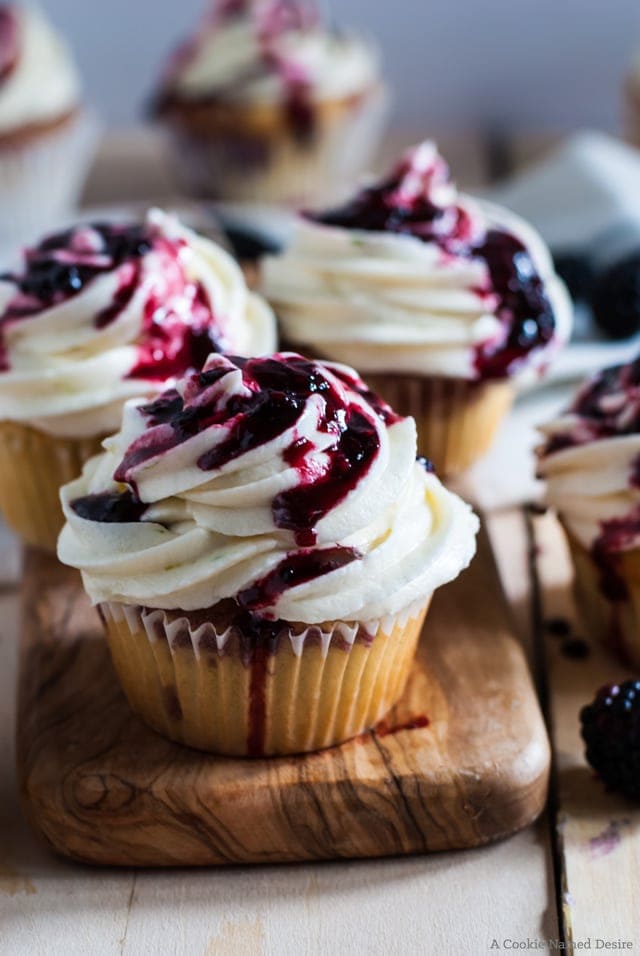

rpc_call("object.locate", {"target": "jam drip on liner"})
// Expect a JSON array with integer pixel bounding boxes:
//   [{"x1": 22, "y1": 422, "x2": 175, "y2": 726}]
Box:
[
  {"x1": 0, "y1": 221, "x2": 226, "y2": 376},
  {"x1": 72, "y1": 353, "x2": 403, "y2": 613},
  {"x1": 308, "y1": 146, "x2": 556, "y2": 380},
  {"x1": 540, "y1": 355, "x2": 640, "y2": 610}
]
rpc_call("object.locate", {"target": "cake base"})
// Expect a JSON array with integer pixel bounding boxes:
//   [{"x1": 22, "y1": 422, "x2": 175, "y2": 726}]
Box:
[{"x1": 16, "y1": 524, "x2": 550, "y2": 866}]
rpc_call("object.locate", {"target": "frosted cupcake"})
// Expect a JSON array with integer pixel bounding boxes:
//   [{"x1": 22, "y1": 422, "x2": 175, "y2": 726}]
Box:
[
  {"x1": 58, "y1": 352, "x2": 478, "y2": 756},
  {"x1": 152, "y1": 0, "x2": 387, "y2": 204},
  {"x1": 0, "y1": 209, "x2": 275, "y2": 549},
  {"x1": 264, "y1": 141, "x2": 572, "y2": 475},
  {"x1": 0, "y1": 4, "x2": 97, "y2": 245},
  {"x1": 538, "y1": 356, "x2": 640, "y2": 667}
]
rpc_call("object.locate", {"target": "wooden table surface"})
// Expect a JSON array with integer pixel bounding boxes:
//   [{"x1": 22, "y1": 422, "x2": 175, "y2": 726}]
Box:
[{"x1": 1, "y1": 130, "x2": 638, "y2": 956}]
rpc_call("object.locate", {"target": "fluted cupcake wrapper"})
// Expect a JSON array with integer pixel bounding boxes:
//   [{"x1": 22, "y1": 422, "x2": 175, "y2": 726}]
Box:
[
  {"x1": 0, "y1": 109, "x2": 99, "y2": 249},
  {"x1": 99, "y1": 597, "x2": 429, "y2": 757},
  {"x1": 564, "y1": 524, "x2": 640, "y2": 669},
  {"x1": 0, "y1": 420, "x2": 104, "y2": 551},
  {"x1": 161, "y1": 85, "x2": 389, "y2": 206},
  {"x1": 361, "y1": 373, "x2": 514, "y2": 477}
]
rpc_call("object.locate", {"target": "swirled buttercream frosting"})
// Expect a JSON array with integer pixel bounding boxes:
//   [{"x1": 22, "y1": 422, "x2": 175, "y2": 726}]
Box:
[
  {"x1": 0, "y1": 208, "x2": 275, "y2": 437},
  {"x1": 538, "y1": 355, "x2": 640, "y2": 560},
  {"x1": 58, "y1": 352, "x2": 478, "y2": 623},
  {"x1": 263, "y1": 140, "x2": 572, "y2": 381}
]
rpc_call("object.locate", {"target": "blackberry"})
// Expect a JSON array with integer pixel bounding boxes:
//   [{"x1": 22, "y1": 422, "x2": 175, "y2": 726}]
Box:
[
  {"x1": 552, "y1": 252, "x2": 593, "y2": 302},
  {"x1": 580, "y1": 680, "x2": 640, "y2": 799},
  {"x1": 590, "y1": 254, "x2": 640, "y2": 340}
]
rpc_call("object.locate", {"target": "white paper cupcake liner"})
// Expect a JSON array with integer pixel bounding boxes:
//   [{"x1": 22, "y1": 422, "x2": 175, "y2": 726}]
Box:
[
  {"x1": 100, "y1": 596, "x2": 429, "y2": 756},
  {"x1": 565, "y1": 527, "x2": 640, "y2": 668}
]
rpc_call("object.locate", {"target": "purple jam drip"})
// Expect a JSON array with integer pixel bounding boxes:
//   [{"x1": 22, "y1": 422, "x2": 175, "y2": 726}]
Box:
[
  {"x1": 283, "y1": 82, "x2": 315, "y2": 143},
  {"x1": 589, "y1": 507, "x2": 640, "y2": 606},
  {"x1": 309, "y1": 157, "x2": 557, "y2": 381},
  {"x1": 71, "y1": 490, "x2": 147, "y2": 523},
  {"x1": 236, "y1": 545, "x2": 360, "y2": 612},
  {"x1": 543, "y1": 357, "x2": 640, "y2": 457},
  {"x1": 0, "y1": 7, "x2": 19, "y2": 83},
  {"x1": 272, "y1": 407, "x2": 378, "y2": 546},
  {"x1": 2, "y1": 224, "x2": 152, "y2": 321},
  {"x1": 0, "y1": 221, "x2": 225, "y2": 379},
  {"x1": 113, "y1": 354, "x2": 386, "y2": 547}
]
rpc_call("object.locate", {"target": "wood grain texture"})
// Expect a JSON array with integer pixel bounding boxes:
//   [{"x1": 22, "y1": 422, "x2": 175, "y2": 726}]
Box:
[
  {"x1": 531, "y1": 510, "x2": 640, "y2": 947},
  {"x1": 16, "y1": 524, "x2": 550, "y2": 868}
]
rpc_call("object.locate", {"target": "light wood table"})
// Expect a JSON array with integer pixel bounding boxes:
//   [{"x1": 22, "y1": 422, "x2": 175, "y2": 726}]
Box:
[{"x1": 0, "y1": 131, "x2": 637, "y2": 956}]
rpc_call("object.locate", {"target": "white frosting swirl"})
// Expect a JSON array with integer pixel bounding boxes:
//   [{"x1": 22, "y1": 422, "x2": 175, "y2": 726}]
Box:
[
  {"x1": 58, "y1": 352, "x2": 478, "y2": 623},
  {"x1": 0, "y1": 5, "x2": 81, "y2": 134},
  {"x1": 538, "y1": 360, "x2": 640, "y2": 552},
  {"x1": 263, "y1": 141, "x2": 572, "y2": 381},
  {"x1": 538, "y1": 435, "x2": 640, "y2": 552},
  {"x1": 0, "y1": 209, "x2": 276, "y2": 438},
  {"x1": 161, "y1": 0, "x2": 379, "y2": 105}
]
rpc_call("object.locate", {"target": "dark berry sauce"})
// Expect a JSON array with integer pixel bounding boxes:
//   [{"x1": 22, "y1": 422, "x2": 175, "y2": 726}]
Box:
[
  {"x1": 0, "y1": 7, "x2": 19, "y2": 83},
  {"x1": 237, "y1": 546, "x2": 360, "y2": 611},
  {"x1": 591, "y1": 508, "x2": 640, "y2": 601},
  {"x1": 544, "y1": 357, "x2": 640, "y2": 457},
  {"x1": 73, "y1": 353, "x2": 401, "y2": 620},
  {"x1": 114, "y1": 354, "x2": 388, "y2": 547},
  {"x1": 309, "y1": 149, "x2": 557, "y2": 380},
  {"x1": 375, "y1": 715, "x2": 430, "y2": 737},
  {"x1": 0, "y1": 220, "x2": 225, "y2": 378},
  {"x1": 71, "y1": 490, "x2": 147, "y2": 523}
]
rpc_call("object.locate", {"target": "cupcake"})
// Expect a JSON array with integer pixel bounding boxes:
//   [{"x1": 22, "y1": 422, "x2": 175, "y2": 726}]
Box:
[
  {"x1": 0, "y1": 208, "x2": 275, "y2": 550},
  {"x1": 58, "y1": 351, "x2": 478, "y2": 756},
  {"x1": 538, "y1": 355, "x2": 640, "y2": 667},
  {"x1": 625, "y1": 53, "x2": 640, "y2": 146},
  {"x1": 152, "y1": 0, "x2": 387, "y2": 205},
  {"x1": 0, "y1": 4, "x2": 97, "y2": 246},
  {"x1": 263, "y1": 140, "x2": 573, "y2": 475}
]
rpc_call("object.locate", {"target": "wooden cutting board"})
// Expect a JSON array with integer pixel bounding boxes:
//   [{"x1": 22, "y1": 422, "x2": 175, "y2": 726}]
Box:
[{"x1": 16, "y1": 524, "x2": 550, "y2": 867}]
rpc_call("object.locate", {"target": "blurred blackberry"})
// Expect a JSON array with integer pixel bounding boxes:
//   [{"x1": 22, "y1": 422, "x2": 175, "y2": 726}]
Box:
[
  {"x1": 553, "y1": 252, "x2": 594, "y2": 302},
  {"x1": 580, "y1": 680, "x2": 640, "y2": 799},
  {"x1": 590, "y1": 254, "x2": 640, "y2": 340},
  {"x1": 223, "y1": 225, "x2": 282, "y2": 263}
]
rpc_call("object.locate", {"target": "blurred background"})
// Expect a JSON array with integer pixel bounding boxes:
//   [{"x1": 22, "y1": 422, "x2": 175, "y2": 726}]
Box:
[{"x1": 44, "y1": 0, "x2": 640, "y2": 133}]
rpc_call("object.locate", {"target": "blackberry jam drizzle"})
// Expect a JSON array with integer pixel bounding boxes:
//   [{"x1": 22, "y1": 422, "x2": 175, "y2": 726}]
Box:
[
  {"x1": 72, "y1": 354, "x2": 398, "y2": 612},
  {"x1": 0, "y1": 221, "x2": 224, "y2": 376},
  {"x1": 308, "y1": 151, "x2": 557, "y2": 380}
]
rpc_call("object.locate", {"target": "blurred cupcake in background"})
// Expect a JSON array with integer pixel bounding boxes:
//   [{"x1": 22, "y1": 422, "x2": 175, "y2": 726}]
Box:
[
  {"x1": 152, "y1": 0, "x2": 388, "y2": 205},
  {"x1": 0, "y1": 4, "x2": 98, "y2": 247},
  {"x1": 538, "y1": 356, "x2": 640, "y2": 668},
  {"x1": 0, "y1": 208, "x2": 275, "y2": 550},
  {"x1": 263, "y1": 141, "x2": 573, "y2": 476}
]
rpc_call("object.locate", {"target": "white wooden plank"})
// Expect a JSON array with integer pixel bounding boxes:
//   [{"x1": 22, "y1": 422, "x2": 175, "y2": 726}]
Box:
[
  {"x1": 0, "y1": 588, "x2": 135, "y2": 956},
  {"x1": 532, "y1": 509, "x2": 640, "y2": 947},
  {"x1": 122, "y1": 823, "x2": 555, "y2": 956}
]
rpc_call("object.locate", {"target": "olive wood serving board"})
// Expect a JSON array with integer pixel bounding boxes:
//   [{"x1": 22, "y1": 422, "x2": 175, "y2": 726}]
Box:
[{"x1": 16, "y1": 524, "x2": 550, "y2": 867}]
